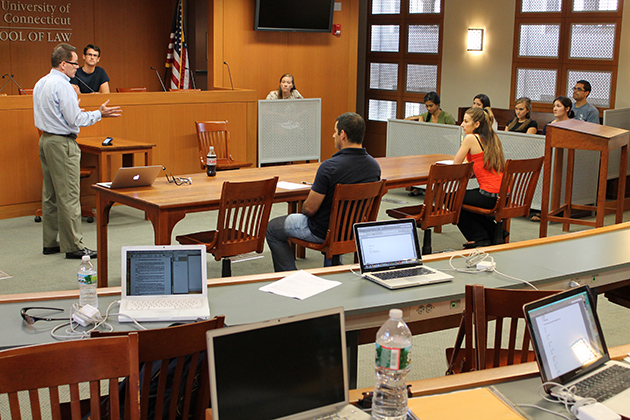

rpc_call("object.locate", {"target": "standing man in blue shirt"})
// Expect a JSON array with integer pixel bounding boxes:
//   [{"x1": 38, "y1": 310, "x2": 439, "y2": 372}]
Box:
[
  {"x1": 34, "y1": 43, "x2": 122, "y2": 259},
  {"x1": 572, "y1": 80, "x2": 600, "y2": 124},
  {"x1": 266, "y1": 112, "x2": 381, "y2": 272}
]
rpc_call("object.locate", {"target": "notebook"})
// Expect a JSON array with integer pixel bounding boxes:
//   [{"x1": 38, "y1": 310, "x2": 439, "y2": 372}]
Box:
[
  {"x1": 206, "y1": 307, "x2": 371, "y2": 420},
  {"x1": 118, "y1": 245, "x2": 211, "y2": 323},
  {"x1": 353, "y1": 219, "x2": 453, "y2": 289},
  {"x1": 524, "y1": 285, "x2": 630, "y2": 417},
  {"x1": 96, "y1": 165, "x2": 162, "y2": 189}
]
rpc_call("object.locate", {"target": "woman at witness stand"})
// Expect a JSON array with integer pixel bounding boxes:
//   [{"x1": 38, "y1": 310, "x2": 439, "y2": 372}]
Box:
[
  {"x1": 454, "y1": 107, "x2": 505, "y2": 248},
  {"x1": 505, "y1": 97, "x2": 538, "y2": 134},
  {"x1": 541, "y1": 96, "x2": 574, "y2": 135},
  {"x1": 266, "y1": 73, "x2": 303, "y2": 100},
  {"x1": 406, "y1": 92, "x2": 456, "y2": 124},
  {"x1": 472, "y1": 93, "x2": 498, "y2": 131},
  {"x1": 530, "y1": 96, "x2": 575, "y2": 222},
  {"x1": 406, "y1": 91, "x2": 455, "y2": 195}
]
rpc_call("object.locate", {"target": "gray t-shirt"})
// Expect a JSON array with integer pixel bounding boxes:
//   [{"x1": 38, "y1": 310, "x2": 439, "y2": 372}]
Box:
[{"x1": 573, "y1": 102, "x2": 599, "y2": 124}]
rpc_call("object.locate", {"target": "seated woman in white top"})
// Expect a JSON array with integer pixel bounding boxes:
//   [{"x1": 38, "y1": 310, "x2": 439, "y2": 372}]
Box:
[
  {"x1": 472, "y1": 93, "x2": 498, "y2": 131},
  {"x1": 266, "y1": 73, "x2": 303, "y2": 100}
]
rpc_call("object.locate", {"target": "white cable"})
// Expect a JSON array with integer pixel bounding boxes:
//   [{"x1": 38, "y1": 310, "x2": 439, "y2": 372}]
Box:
[{"x1": 493, "y1": 268, "x2": 538, "y2": 290}]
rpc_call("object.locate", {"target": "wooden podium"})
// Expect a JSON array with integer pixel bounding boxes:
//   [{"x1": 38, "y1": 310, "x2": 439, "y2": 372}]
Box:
[{"x1": 540, "y1": 119, "x2": 629, "y2": 237}]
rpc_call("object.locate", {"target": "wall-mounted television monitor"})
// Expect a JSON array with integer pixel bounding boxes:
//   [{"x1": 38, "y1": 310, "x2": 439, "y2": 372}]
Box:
[{"x1": 254, "y1": 0, "x2": 335, "y2": 33}]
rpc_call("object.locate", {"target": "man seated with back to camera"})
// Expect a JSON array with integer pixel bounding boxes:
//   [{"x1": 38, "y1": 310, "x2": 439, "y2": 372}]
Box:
[{"x1": 266, "y1": 112, "x2": 381, "y2": 272}]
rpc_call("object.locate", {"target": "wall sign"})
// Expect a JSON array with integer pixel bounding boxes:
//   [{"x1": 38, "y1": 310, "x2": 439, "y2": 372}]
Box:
[{"x1": 1, "y1": 1, "x2": 72, "y2": 42}]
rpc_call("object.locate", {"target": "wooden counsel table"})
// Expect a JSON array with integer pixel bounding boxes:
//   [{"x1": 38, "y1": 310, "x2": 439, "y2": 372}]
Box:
[
  {"x1": 92, "y1": 154, "x2": 452, "y2": 287},
  {"x1": 76, "y1": 137, "x2": 156, "y2": 182}
]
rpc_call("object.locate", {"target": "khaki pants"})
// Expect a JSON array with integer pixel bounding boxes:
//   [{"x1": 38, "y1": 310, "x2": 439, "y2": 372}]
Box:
[{"x1": 39, "y1": 133, "x2": 85, "y2": 253}]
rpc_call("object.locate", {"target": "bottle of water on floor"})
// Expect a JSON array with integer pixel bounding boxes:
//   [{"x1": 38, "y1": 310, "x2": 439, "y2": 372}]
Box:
[
  {"x1": 372, "y1": 308, "x2": 412, "y2": 420},
  {"x1": 78, "y1": 255, "x2": 98, "y2": 308}
]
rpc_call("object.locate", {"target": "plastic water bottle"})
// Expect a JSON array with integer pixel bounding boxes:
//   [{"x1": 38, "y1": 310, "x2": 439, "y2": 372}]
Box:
[
  {"x1": 78, "y1": 255, "x2": 98, "y2": 308},
  {"x1": 206, "y1": 146, "x2": 217, "y2": 177},
  {"x1": 372, "y1": 309, "x2": 412, "y2": 420}
]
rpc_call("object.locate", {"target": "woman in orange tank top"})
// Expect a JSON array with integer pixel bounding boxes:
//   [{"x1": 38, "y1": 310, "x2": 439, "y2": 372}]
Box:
[{"x1": 453, "y1": 107, "x2": 505, "y2": 248}]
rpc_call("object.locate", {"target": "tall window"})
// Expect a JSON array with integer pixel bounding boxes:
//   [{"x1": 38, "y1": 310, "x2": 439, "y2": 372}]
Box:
[
  {"x1": 511, "y1": 0, "x2": 622, "y2": 112},
  {"x1": 365, "y1": 0, "x2": 444, "y2": 123}
]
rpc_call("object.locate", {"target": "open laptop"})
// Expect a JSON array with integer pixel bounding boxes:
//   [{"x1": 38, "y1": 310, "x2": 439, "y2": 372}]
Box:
[
  {"x1": 96, "y1": 165, "x2": 162, "y2": 189},
  {"x1": 118, "y1": 245, "x2": 211, "y2": 323},
  {"x1": 206, "y1": 307, "x2": 371, "y2": 420},
  {"x1": 353, "y1": 219, "x2": 453, "y2": 289},
  {"x1": 524, "y1": 285, "x2": 630, "y2": 417}
]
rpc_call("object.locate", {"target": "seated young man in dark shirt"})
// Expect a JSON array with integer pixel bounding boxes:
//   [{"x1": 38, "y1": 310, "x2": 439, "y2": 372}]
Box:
[
  {"x1": 266, "y1": 112, "x2": 381, "y2": 272},
  {"x1": 70, "y1": 44, "x2": 110, "y2": 93}
]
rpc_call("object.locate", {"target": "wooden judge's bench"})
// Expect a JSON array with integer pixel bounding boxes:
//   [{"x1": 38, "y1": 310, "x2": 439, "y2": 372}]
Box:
[{"x1": 0, "y1": 89, "x2": 258, "y2": 220}]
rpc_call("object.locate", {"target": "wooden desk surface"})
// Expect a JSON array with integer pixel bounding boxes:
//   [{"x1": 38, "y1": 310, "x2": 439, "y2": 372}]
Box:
[
  {"x1": 77, "y1": 136, "x2": 156, "y2": 152},
  {"x1": 93, "y1": 154, "x2": 452, "y2": 286}
]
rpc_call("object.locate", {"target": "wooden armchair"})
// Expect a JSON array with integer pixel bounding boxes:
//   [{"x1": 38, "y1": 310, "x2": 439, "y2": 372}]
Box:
[
  {"x1": 116, "y1": 87, "x2": 147, "y2": 93},
  {"x1": 386, "y1": 162, "x2": 473, "y2": 255},
  {"x1": 290, "y1": 180, "x2": 387, "y2": 266},
  {"x1": 462, "y1": 157, "x2": 544, "y2": 244},
  {"x1": 92, "y1": 316, "x2": 225, "y2": 420},
  {"x1": 0, "y1": 334, "x2": 140, "y2": 420},
  {"x1": 195, "y1": 121, "x2": 253, "y2": 171},
  {"x1": 446, "y1": 284, "x2": 559, "y2": 374},
  {"x1": 176, "y1": 177, "x2": 278, "y2": 277}
]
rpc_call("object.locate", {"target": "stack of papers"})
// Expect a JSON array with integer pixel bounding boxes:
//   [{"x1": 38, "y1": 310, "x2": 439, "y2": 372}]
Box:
[{"x1": 259, "y1": 270, "x2": 341, "y2": 300}]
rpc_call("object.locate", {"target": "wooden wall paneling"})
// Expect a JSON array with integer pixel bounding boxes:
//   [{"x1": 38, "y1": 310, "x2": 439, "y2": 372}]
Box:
[{"x1": 93, "y1": 0, "x2": 173, "y2": 92}]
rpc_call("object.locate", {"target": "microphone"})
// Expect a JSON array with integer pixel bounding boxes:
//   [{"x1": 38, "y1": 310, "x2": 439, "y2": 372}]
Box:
[
  {"x1": 2, "y1": 74, "x2": 9, "y2": 78},
  {"x1": 0, "y1": 74, "x2": 25, "y2": 94},
  {"x1": 73, "y1": 76, "x2": 95, "y2": 93},
  {"x1": 150, "y1": 66, "x2": 167, "y2": 92},
  {"x1": 223, "y1": 62, "x2": 234, "y2": 90}
]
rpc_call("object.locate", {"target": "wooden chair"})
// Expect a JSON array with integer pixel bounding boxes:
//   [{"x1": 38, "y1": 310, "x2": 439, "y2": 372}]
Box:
[
  {"x1": 92, "y1": 316, "x2": 225, "y2": 420},
  {"x1": 386, "y1": 162, "x2": 473, "y2": 255},
  {"x1": 462, "y1": 157, "x2": 544, "y2": 245},
  {"x1": 195, "y1": 120, "x2": 253, "y2": 171},
  {"x1": 290, "y1": 180, "x2": 388, "y2": 266},
  {"x1": 176, "y1": 177, "x2": 278, "y2": 277},
  {"x1": 116, "y1": 87, "x2": 147, "y2": 93},
  {"x1": 0, "y1": 334, "x2": 140, "y2": 420},
  {"x1": 446, "y1": 284, "x2": 559, "y2": 374}
]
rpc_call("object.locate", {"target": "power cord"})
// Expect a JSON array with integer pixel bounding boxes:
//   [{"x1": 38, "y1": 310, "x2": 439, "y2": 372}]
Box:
[{"x1": 50, "y1": 300, "x2": 146, "y2": 341}]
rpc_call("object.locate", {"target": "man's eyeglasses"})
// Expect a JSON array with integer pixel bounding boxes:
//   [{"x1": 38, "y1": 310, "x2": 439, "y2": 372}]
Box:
[
  {"x1": 572, "y1": 87, "x2": 585, "y2": 92},
  {"x1": 162, "y1": 167, "x2": 192, "y2": 186},
  {"x1": 21, "y1": 307, "x2": 66, "y2": 324},
  {"x1": 64, "y1": 60, "x2": 80, "y2": 67}
]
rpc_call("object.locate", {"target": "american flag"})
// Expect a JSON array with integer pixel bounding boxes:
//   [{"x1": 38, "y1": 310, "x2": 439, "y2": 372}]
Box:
[{"x1": 165, "y1": 0, "x2": 190, "y2": 90}]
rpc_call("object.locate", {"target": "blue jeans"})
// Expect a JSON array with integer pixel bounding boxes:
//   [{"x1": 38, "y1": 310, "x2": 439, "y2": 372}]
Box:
[{"x1": 266, "y1": 214, "x2": 338, "y2": 272}]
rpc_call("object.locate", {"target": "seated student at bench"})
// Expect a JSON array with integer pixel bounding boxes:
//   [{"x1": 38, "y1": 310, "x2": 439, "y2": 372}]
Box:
[
  {"x1": 472, "y1": 93, "x2": 498, "y2": 131},
  {"x1": 541, "y1": 96, "x2": 574, "y2": 136},
  {"x1": 454, "y1": 107, "x2": 505, "y2": 248},
  {"x1": 266, "y1": 73, "x2": 303, "y2": 100},
  {"x1": 405, "y1": 92, "x2": 456, "y2": 125},
  {"x1": 505, "y1": 97, "x2": 538, "y2": 134}
]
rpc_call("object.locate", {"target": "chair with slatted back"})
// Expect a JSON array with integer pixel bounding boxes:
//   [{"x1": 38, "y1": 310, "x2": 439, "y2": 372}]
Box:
[
  {"x1": 446, "y1": 284, "x2": 560, "y2": 374},
  {"x1": 290, "y1": 179, "x2": 388, "y2": 266},
  {"x1": 176, "y1": 177, "x2": 278, "y2": 277},
  {"x1": 195, "y1": 121, "x2": 253, "y2": 171},
  {"x1": 0, "y1": 333, "x2": 140, "y2": 420},
  {"x1": 462, "y1": 157, "x2": 544, "y2": 245},
  {"x1": 116, "y1": 87, "x2": 147, "y2": 93},
  {"x1": 91, "y1": 316, "x2": 225, "y2": 420},
  {"x1": 386, "y1": 162, "x2": 473, "y2": 255}
]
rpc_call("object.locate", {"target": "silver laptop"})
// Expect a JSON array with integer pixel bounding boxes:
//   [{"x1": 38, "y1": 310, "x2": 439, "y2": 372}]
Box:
[
  {"x1": 206, "y1": 307, "x2": 371, "y2": 420},
  {"x1": 353, "y1": 219, "x2": 453, "y2": 289},
  {"x1": 96, "y1": 165, "x2": 162, "y2": 189},
  {"x1": 119, "y1": 245, "x2": 211, "y2": 323},
  {"x1": 524, "y1": 285, "x2": 630, "y2": 417}
]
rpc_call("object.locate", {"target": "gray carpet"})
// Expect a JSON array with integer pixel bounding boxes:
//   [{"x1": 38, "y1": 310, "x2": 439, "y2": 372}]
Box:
[{"x1": 2, "y1": 188, "x2": 630, "y2": 389}]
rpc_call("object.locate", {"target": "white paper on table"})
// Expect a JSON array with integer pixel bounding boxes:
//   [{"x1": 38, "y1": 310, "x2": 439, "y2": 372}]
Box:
[
  {"x1": 276, "y1": 181, "x2": 310, "y2": 190},
  {"x1": 259, "y1": 270, "x2": 341, "y2": 300},
  {"x1": 436, "y1": 160, "x2": 454, "y2": 165}
]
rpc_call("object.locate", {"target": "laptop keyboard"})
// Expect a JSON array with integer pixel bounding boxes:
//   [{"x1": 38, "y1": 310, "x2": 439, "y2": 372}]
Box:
[
  {"x1": 371, "y1": 267, "x2": 432, "y2": 281},
  {"x1": 126, "y1": 298, "x2": 202, "y2": 311},
  {"x1": 573, "y1": 364, "x2": 630, "y2": 402}
]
